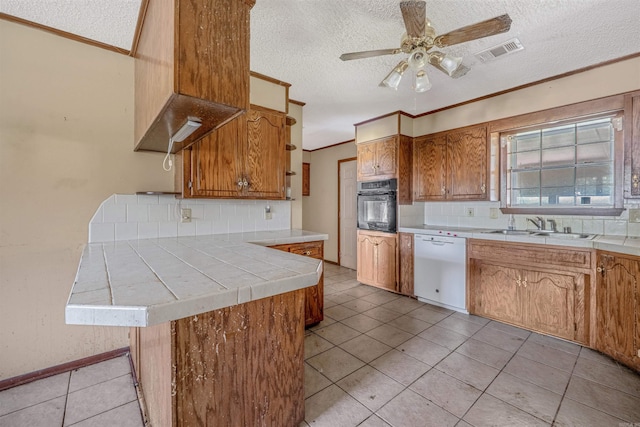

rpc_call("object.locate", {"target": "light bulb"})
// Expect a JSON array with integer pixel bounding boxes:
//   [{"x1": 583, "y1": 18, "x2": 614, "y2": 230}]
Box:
[
  {"x1": 413, "y1": 70, "x2": 432, "y2": 93},
  {"x1": 408, "y1": 47, "x2": 428, "y2": 69},
  {"x1": 381, "y1": 61, "x2": 409, "y2": 90}
]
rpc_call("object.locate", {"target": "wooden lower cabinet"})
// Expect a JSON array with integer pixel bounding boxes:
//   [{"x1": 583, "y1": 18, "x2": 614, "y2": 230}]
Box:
[
  {"x1": 596, "y1": 251, "x2": 640, "y2": 371},
  {"x1": 398, "y1": 232, "x2": 414, "y2": 296},
  {"x1": 357, "y1": 230, "x2": 397, "y2": 292},
  {"x1": 468, "y1": 240, "x2": 590, "y2": 344},
  {"x1": 269, "y1": 241, "x2": 324, "y2": 326},
  {"x1": 131, "y1": 289, "x2": 305, "y2": 427}
]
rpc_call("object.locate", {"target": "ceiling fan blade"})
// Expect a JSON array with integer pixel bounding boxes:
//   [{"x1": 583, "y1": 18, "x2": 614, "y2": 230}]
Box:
[
  {"x1": 434, "y1": 14, "x2": 512, "y2": 48},
  {"x1": 340, "y1": 48, "x2": 402, "y2": 61},
  {"x1": 400, "y1": 1, "x2": 426, "y2": 39}
]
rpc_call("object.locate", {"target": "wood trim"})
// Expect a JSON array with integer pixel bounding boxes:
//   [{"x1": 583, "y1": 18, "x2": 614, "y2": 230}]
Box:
[
  {"x1": 306, "y1": 139, "x2": 355, "y2": 152},
  {"x1": 338, "y1": 157, "x2": 357, "y2": 267},
  {"x1": 289, "y1": 99, "x2": 306, "y2": 107},
  {"x1": 249, "y1": 103, "x2": 286, "y2": 116},
  {"x1": 353, "y1": 110, "x2": 417, "y2": 127},
  {"x1": 323, "y1": 259, "x2": 340, "y2": 266},
  {"x1": 0, "y1": 12, "x2": 131, "y2": 56},
  {"x1": 250, "y1": 71, "x2": 292, "y2": 88},
  {"x1": 0, "y1": 347, "x2": 130, "y2": 392},
  {"x1": 129, "y1": 0, "x2": 150, "y2": 57}
]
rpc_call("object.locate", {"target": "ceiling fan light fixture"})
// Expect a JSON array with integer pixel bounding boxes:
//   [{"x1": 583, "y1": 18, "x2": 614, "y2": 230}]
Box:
[
  {"x1": 413, "y1": 69, "x2": 432, "y2": 93},
  {"x1": 381, "y1": 60, "x2": 409, "y2": 90},
  {"x1": 408, "y1": 47, "x2": 428, "y2": 69}
]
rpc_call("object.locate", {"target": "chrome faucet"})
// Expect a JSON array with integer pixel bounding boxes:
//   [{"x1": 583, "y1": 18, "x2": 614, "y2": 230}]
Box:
[
  {"x1": 548, "y1": 219, "x2": 558, "y2": 232},
  {"x1": 527, "y1": 217, "x2": 545, "y2": 230}
]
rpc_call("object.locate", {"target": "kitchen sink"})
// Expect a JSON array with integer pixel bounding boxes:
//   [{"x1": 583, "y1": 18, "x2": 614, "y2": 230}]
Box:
[
  {"x1": 533, "y1": 232, "x2": 594, "y2": 239},
  {"x1": 482, "y1": 229, "x2": 534, "y2": 235}
]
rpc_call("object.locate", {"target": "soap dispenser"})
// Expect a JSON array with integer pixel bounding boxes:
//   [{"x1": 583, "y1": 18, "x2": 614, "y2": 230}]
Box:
[{"x1": 507, "y1": 214, "x2": 515, "y2": 230}]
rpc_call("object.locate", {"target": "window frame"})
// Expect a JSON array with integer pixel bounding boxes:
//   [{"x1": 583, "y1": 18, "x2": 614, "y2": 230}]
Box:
[{"x1": 491, "y1": 95, "x2": 625, "y2": 216}]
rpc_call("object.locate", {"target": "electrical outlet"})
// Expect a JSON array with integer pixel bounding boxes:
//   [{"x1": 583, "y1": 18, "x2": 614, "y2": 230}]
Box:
[
  {"x1": 629, "y1": 208, "x2": 640, "y2": 223},
  {"x1": 264, "y1": 205, "x2": 272, "y2": 220},
  {"x1": 466, "y1": 207, "x2": 475, "y2": 217},
  {"x1": 180, "y1": 208, "x2": 191, "y2": 223},
  {"x1": 489, "y1": 208, "x2": 499, "y2": 219}
]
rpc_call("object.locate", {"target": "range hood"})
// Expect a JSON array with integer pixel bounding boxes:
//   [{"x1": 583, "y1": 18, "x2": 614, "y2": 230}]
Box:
[{"x1": 133, "y1": 0, "x2": 255, "y2": 153}]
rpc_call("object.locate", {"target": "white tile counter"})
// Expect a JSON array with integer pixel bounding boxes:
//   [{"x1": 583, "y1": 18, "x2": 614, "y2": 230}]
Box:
[
  {"x1": 66, "y1": 230, "x2": 328, "y2": 327},
  {"x1": 399, "y1": 225, "x2": 640, "y2": 257}
]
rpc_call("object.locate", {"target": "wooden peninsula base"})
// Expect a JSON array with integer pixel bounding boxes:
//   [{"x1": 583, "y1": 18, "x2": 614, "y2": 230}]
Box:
[{"x1": 130, "y1": 289, "x2": 305, "y2": 426}]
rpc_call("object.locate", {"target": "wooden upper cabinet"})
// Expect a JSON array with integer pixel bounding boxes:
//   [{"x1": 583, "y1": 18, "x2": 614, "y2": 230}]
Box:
[
  {"x1": 624, "y1": 91, "x2": 640, "y2": 197},
  {"x1": 183, "y1": 108, "x2": 286, "y2": 199},
  {"x1": 356, "y1": 143, "x2": 379, "y2": 180},
  {"x1": 134, "y1": 0, "x2": 252, "y2": 153},
  {"x1": 413, "y1": 124, "x2": 489, "y2": 201},
  {"x1": 596, "y1": 251, "x2": 640, "y2": 371}
]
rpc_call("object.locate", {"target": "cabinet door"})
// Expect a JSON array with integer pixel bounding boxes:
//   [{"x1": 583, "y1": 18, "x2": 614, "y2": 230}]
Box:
[
  {"x1": 626, "y1": 93, "x2": 640, "y2": 197},
  {"x1": 356, "y1": 232, "x2": 377, "y2": 285},
  {"x1": 244, "y1": 109, "x2": 286, "y2": 199},
  {"x1": 523, "y1": 269, "x2": 577, "y2": 341},
  {"x1": 447, "y1": 125, "x2": 488, "y2": 200},
  {"x1": 288, "y1": 242, "x2": 324, "y2": 327},
  {"x1": 357, "y1": 143, "x2": 377, "y2": 181},
  {"x1": 474, "y1": 262, "x2": 524, "y2": 326},
  {"x1": 375, "y1": 234, "x2": 398, "y2": 291},
  {"x1": 398, "y1": 233, "x2": 414, "y2": 296},
  {"x1": 188, "y1": 119, "x2": 243, "y2": 198},
  {"x1": 375, "y1": 137, "x2": 398, "y2": 179},
  {"x1": 413, "y1": 134, "x2": 447, "y2": 201},
  {"x1": 597, "y1": 252, "x2": 640, "y2": 370}
]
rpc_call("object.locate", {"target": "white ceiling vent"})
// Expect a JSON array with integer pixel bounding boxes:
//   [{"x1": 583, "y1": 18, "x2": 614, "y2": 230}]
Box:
[{"x1": 475, "y1": 38, "x2": 524, "y2": 63}]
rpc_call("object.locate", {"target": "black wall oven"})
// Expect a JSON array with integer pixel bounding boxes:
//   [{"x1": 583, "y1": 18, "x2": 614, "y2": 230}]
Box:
[{"x1": 357, "y1": 179, "x2": 397, "y2": 233}]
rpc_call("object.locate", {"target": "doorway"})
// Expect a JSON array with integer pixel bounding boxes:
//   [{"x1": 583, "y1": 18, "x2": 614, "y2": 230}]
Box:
[{"x1": 338, "y1": 158, "x2": 357, "y2": 269}]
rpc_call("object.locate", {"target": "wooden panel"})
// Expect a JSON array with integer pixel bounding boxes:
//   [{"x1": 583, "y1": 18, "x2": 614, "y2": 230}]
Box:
[
  {"x1": 302, "y1": 162, "x2": 310, "y2": 196},
  {"x1": 376, "y1": 234, "x2": 398, "y2": 291},
  {"x1": 596, "y1": 252, "x2": 640, "y2": 371},
  {"x1": 473, "y1": 262, "x2": 523, "y2": 326},
  {"x1": 357, "y1": 143, "x2": 377, "y2": 180},
  {"x1": 245, "y1": 109, "x2": 286, "y2": 199},
  {"x1": 189, "y1": 118, "x2": 243, "y2": 198},
  {"x1": 357, "y1": 231, "x2": 378, "y2": 285},
  {"x1": 626, "y1": 92, "x2": 640, "y2": 197},
  {"x1": 523, "y1": 269, "x2": 576, "y2": 341},
  {"x1": 173, "y1": 290, "x2": 305, "y2": 427},
  {"x1": 397, "y1": 135, "x2": 413, "y2": 205},
  {"x1": 468, "y1": 239, "x2": 593, "y2": 272},
  {"x1": 398, "y1": 233, "x2": 414, "y2": 296},
  {"x1": 447, "y1": 124, "x2": 488, "y2": 200},
  {"x1": 375, "y1": 136, "x2": 398, "y2": 179},
  {"x1": 413, "y1": 134, "x2": 447, "y2": 201}
]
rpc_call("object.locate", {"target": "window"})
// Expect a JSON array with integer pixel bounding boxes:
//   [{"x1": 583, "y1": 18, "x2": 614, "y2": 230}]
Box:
[{"x1": 500, "y1": 113, "x2": 624, "y2": 215}]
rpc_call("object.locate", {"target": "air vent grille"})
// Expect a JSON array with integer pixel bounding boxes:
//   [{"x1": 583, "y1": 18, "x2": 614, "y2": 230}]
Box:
[{"x1": 475, "y1": 38, "x2": 524, "y2": 63}]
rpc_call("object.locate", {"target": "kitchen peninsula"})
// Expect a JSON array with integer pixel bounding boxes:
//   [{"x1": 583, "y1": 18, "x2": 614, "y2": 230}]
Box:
[{"x1": 66, "y1": 229, "x2": 327, "y2": 426}]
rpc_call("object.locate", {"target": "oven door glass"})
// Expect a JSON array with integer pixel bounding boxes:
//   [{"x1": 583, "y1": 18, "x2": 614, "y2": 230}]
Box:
[{"x1": 357, "y1": 194, "x2": 396, "y2": 232}]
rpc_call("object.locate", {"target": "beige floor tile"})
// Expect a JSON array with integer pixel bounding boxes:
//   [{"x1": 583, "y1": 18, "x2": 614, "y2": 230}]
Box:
[
  {"x1": 304, "y1": 333, "x2": 334, "y2": 359},
  {"x1": 485, "y1": 320, "x2": 531, "y2": 339},
  {"x1": 436, "y1": 317, "x2": 485, "y2": 337},
  {"x1": 472, "y1": 326, "x2": 526, "y2": 353},
  {"x1": 463, "y1": 394, "x2": 549, "y2": 426},
  {"x1": 340, "y1": 313, "x2": 384, "y2": 333},
  {"x1": 410, "y1": 369, "x2": 482, "y2": 418},
  {"x1": 313, "y1": 322, "x2": 361, "y2": 345},
  {"x1": 365, "y1": 324, "x2": 413, "y2": 347},
  {"x1": 456, "y1": 421, "x2": 474, "y2": 427},
  {"x1": 324, "y1": 305, "x2": 358, "y2": 321},
  {"x1": 0, "y1": 372, "x2": 69, "y2": 416},
  {"x1": 554, "y1": 397, "x2": 627, "y2": 427},
  {"x1": 340, "y1": 299, "x2": 378, "y2": 313},
  {"x1": 362, "y1": 306, "x2": 403, "y2": 323},
  {"x1": 69, "y1": 401, "x2": 143, "y2": 427},
  {"x1": 436, "y1": 352, "x2": 500, "y2": 391},
  {"x1": 327, "y1": 292, "x2": 357, "y2": 305},
  {"x1": 572, "y1": 356, "x2": 640, "y2": 397},
  {"x1": 397, "y1": 336, "x2": 452, "y2": 366},
  {"x1": 405, "y1": 306, "x2": 451, "y2": 323},
  {"x1": 336, "y1": 366, "x2": 404, "y2": 411},
  {"x1": 343, "y1": 285, "x2": 378, "y2": 298},
  {"x1": 369, "y1": 349, "x2": 431, "y2": 386},
  {"x1": 358, "y1": 414, "x2": 391, "y2": 426},
  {"x1": 307, "y1": 347, "x2": 365, "y2": 382},
  {"x1": 69, "y1": 355, "x2": 132, "y2": 392},
  {"x1": 0, "y1": 396, "x2": 65, "y2": 427},
  {"x1": 578, "y1": 347, "x2": 620, "y2": 368},
  {"x1": 517, "y1": 341, "x2": 578, "y2": 372},
  {"x1": 486, "y1": 372, "x2": 562, "y2": 423},
  {"x1": 360, "y1": 291, "x2": 400, "y2": 306},
  {"x1": 331, "y1": 280, "x2": 361, "y2": 293},
  {"x1": 565, "y1": 376, "x2": 640, "y2": 422},
  {"x1": 339, "y1": 334, "x2": 392, "y2": 363},
  {"x1": 377, "y1": 389, "x2": 459, "y2": 427},
  {"x1": 450, "y1": 311, "x2": 490, "y2": 326},
  {"x1": 63, "y1": 374, "x2": 138, "y2": 426},
  {"x1": 308, "y1": 315, "x2": 337, "y2": 331},
  {"x1": 380, "y1": 297, "x2": 425, "y2": 314},
  {"x1": 422, "y1": 303, "x2": 455, "y2": 314},
  {"x1": 418, "y1": 325, "x2": 468, "y2": 350},
  {"x1": 455, "y1": 338, "x2": 513, "y2": 370},
  {"x1": 305, "y1": 363, "x2": 332, "y2": 399},
  {"x1": 304, "y1": 385, "x2": 371, "y2": 427},
  {"x1": 527, "y1": 332, "x2": 581, "y2": 355},
  {"x1": 502, "y1": 355, "x2": 571, "y2": 394},
  {"x1": 386, "y1": 315, "x2": 432, "y2": 335}
]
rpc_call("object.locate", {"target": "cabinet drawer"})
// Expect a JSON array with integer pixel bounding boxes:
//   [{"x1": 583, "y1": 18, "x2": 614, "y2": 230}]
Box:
[
  {"x1": 270, "y1": 241, "x2": 323, "y2": 259},
  {"x1": 468, "y1": 239, "x2": 593, "y2": 271}
]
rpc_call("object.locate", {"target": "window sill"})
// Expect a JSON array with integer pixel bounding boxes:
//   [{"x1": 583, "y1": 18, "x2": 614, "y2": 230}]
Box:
[{"x1": 500, "y1": 207, "x2": 625, "y2": 217}]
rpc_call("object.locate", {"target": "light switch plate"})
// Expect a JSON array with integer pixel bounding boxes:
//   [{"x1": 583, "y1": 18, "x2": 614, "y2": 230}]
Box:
[
  {"x1": 489, "y1": 208, "x2": 499, "y2": 219},
  {"x1": 466, "y1": 208, "x2": 475, "y2": 217},
  {"x1": 630, "y1": 209, "x2": 640, "y2": 223},
  {"x1": 181, "y1": 208, "x2": 191, "y2": 223}
]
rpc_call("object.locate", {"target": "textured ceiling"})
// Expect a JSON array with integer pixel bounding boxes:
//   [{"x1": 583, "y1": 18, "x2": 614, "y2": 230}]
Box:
[{"x1": 2, "y1": 1, "x2": 639, "y2": 150}]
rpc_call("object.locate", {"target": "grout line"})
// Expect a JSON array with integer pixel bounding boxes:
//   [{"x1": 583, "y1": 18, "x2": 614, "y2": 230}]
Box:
[{"x1": 61, "y1": 371, "x2": 71, "y2": 427}]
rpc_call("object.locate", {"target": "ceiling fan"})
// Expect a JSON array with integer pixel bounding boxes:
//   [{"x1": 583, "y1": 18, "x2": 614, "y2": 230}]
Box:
[{"x1": 340, "y1": 1, "x2": 512, "y2": 92}]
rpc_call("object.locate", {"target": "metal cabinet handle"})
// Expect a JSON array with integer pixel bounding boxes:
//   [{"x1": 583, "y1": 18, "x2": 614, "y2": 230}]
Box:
[
  {"x1": 516, "y1": 276, "x2": 522, "y2": 287},
  {"x1": 481, "y1": 183, "x2": 486, "y2": 193},
  {"x1": 238, "y1": 179, "x2": 244, "y2": 188},
  {"x1": 305, "y1": 250, "x2": 311, "y2": 256},
  {"x1": 633, "y1": 174, "x2": 639, "y2": 189},
  {"x1": 441, "y1": 186, "x2": 446, "y2": 195},
  {"x1": 243, "y1": 179, "x2": 249, "y2": 188},
  {"x1": 523, "y1": 278, "x2": 527, "y2": 288},
  {"x1": 596, "y1": 266, "x2": 605, "y2": 274}
]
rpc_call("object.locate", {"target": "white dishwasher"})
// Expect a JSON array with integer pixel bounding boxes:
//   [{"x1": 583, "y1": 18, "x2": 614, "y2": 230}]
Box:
[{"x1": 414, "y1": 233, "x2": 467, "y2": 313}]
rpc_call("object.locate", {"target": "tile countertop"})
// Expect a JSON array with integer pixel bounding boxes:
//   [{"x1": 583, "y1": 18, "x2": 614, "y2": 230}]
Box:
[
  {"x1": 66, "y1": 229, "x2": 328, "y2": 328},
  {"x1": 398, "y1": 225, "x2": 640, "y2": 257}
]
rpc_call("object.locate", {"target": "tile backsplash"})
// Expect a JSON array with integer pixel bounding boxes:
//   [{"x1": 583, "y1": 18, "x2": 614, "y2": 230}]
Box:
[
  {"x1": 89, "y1": 194, "x2": 291, "y2": 243},
  {"x1": 419, "y1": 200, "x2": 640, "y2": 237}
]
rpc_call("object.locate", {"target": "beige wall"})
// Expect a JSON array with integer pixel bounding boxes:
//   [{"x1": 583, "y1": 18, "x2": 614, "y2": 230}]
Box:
[
  {"x1": 0, "y1": 21, "x2": 172, "y2": 379},
  {"x1": 302, "y1": 143, "x2": 356, "y2": 263}
]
